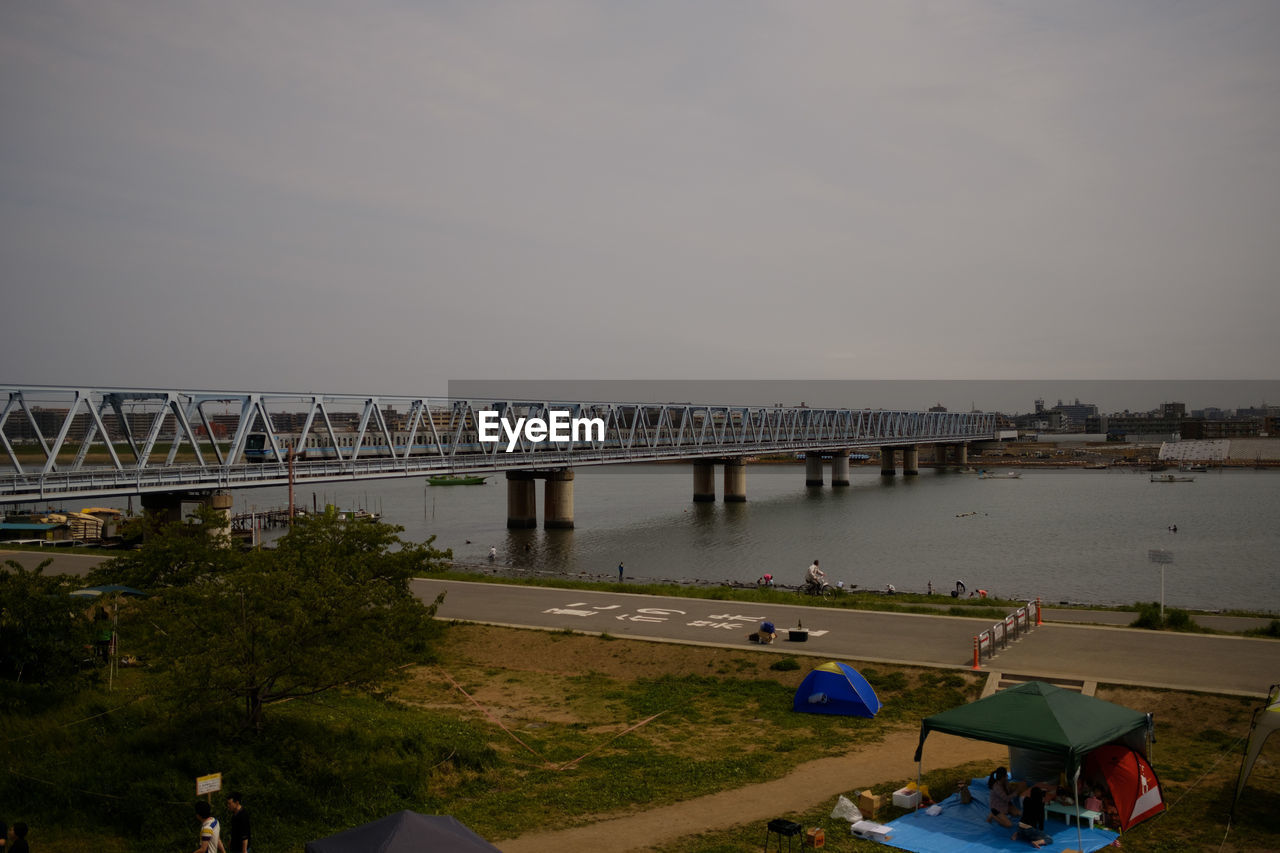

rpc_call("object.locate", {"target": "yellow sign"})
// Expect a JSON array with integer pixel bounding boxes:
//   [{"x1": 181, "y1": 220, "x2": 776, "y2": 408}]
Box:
[{"x1": 196, "y1": 773, "x2": 222, "y2": 796}]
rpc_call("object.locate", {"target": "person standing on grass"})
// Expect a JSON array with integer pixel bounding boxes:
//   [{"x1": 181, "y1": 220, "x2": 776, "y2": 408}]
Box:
[
  {"x1": 617, "y1": 562, "x2": 624, "y2": 581},
  {"x1": 226, "y1": 792, "x2": 250, "y2": 853},
  {"x1": 193, "y1": 802, "x2": 224, "y2": 853},
  {"x1": 8, "y1": 823, "x2": 28, "y2": 853}
]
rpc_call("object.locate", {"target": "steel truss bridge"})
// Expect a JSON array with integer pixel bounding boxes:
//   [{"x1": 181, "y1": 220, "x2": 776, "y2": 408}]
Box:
[{"x1": 1, "y1": 385, "x2": 998, "y2": 504}]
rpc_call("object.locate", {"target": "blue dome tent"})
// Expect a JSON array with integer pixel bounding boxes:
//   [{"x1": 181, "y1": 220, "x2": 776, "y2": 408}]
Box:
[{"x1": 793, "y1": 661, "x2": 881, "y2": 717}]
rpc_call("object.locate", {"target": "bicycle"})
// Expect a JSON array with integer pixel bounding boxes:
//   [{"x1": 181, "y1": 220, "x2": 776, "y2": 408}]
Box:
[{"x1": 803, "y1": 580, "x2": 835, "y2": 600}]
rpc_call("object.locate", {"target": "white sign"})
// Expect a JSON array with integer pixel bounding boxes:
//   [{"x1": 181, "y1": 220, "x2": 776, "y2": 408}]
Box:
[{"x1": 196, "y1": 773, "x2": 222, "y2": 795}]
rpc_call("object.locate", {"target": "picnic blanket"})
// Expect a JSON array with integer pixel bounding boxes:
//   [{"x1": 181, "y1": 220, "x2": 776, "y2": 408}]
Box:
[{"x1": 875, "y1": 779, "x2": 1118, "y2": 853}]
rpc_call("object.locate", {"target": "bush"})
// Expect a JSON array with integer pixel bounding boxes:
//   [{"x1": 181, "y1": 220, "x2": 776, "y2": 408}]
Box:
[
  {"x1": 1130, "y1": 602, "x2": 1197, "y2": 631},
  {"x1": 1245, "y1": 619, "x2": 1280, "y2": 639}
]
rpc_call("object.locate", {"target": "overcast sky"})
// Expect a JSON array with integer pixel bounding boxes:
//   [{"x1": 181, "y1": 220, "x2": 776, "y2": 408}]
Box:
[{"x1": 2, "y1": 2, "x2": 1277, "y2": 411}]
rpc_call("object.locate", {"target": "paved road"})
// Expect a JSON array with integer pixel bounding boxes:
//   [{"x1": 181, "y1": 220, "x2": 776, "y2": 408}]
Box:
[
  {"x1": 414, "y1": 579, "x2": 1280, "y2": 697},
  {"x1": 8, "y1": 552, "x2": 1275, "y2": 696}
]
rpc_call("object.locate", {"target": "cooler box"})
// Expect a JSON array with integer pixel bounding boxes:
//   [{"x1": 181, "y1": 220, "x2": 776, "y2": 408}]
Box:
[{"x1": 892, "y1": 787, "x2": 921, "y2": 809}]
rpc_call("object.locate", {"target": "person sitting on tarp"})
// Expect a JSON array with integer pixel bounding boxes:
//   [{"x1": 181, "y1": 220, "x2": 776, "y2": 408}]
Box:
[
  {"x1": 748, "y1": 620, "x2": 777, "y2": 644},
  {"x1": 984, "y1": 767, "x2": 1022, "y2": 828},
  {"x1": 1011, "y1": 786, "x2": 1054, "y2": 848}
]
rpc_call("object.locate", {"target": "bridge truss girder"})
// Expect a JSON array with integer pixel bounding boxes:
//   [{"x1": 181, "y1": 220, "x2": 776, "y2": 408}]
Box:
[{"x1": 0, "y1": 386, "x2": 997, "y2": 504}]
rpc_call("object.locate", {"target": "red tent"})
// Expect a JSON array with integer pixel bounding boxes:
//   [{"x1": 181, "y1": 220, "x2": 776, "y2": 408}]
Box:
[{"x1": 1084, "y1": 744, "x2": 1165, "y2": 831}]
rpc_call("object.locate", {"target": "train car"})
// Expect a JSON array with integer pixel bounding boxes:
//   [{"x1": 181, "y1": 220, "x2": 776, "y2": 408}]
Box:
[{"x1": 242, "y1": 431, "x2": 467, "y2": 463}]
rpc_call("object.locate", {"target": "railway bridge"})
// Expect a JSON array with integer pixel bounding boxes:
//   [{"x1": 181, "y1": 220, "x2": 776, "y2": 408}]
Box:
[{"x1": 2, "y1": 385, "x2": 997, "y2": 528}]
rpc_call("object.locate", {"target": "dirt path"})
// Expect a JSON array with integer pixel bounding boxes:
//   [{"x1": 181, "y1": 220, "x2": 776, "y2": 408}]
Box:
[{"x1": 498, "y1": 728, "x2": 1003, "y2": 853}]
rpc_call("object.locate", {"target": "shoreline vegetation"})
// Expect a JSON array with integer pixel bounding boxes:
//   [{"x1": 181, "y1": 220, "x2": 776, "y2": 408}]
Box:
[{"x1": 3, "y1": 541, "x2": 1277, "y2": 626}]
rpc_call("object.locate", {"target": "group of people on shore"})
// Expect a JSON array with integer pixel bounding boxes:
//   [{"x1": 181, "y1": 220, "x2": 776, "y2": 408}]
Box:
[
  {"x1": 0, "y1": 818, "x2": 30, "y2": 852},
  {"x1": 192, "y1": 792, "x2": 250, "y2": 853},
  {"x1": 985, "y1": 767, "x2": 1054, "y2": 848}
]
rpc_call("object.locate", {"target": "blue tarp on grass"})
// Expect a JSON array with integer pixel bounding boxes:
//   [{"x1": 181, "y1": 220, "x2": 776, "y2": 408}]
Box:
[{"x1": 879, "y1": 779, "x2": 1118, "y2": 853}]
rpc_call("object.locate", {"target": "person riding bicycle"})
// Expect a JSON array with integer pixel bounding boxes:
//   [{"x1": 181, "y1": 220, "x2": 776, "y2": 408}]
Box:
[{"x1": 805, "y1": 559, "x2": 826, "y2": 594}]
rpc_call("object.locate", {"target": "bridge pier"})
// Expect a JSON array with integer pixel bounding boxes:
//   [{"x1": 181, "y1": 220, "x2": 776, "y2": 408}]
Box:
[
  {"x1": 805, "y1": 454, "x2": 824, "y2": 486},
  {"x1": 140, "y1": 489, "x2": 233, "y2": 543},
  {"x1": 934, "y1": 443, "x2": 950, "y2": 466},
  {"x1": 544, "y1": 469, "x2": 575, "y2": 529},
  {"x1": 140, "y1": 491, "x2": 184, "y2": 526},
  {"x1": 723, "y1": 458, "x2": 747, "y2": 502},
  {"x1": 693, "y1": 461, "x2": 716, "y2": 502},
  {"x1": 831, "y1": 450, "x2": 851, "y2": 486},
  {"x1": 881, "y1": 447, "x2": 897, "y2": 477},
  {"x1": 506, "y1": 471, "x2": 538, "y2": 529},
  {"x1": 903, "y1": 445, "x2": 919, "y2": 476}
]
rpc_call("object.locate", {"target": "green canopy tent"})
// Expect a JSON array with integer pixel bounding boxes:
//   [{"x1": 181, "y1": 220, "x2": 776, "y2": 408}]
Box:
[
  {"x1": 913, "y1": 681, "x2": 1152, "y2": 847},
  {"x1": 1231, "y1": 682, "x2": 1280, "y2": 819}
]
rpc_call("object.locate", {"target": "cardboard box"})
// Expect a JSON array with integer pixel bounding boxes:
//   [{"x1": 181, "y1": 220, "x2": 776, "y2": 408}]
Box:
[
  {"x1": 892, "y1": 787, "x2": 921, "y2": 809},
  {"x1": 804, "y1": 827, "x2": 824, "y2": 847},
  {"x1": 857, "y1": 790, "x2": 882, "y2": 818},
  {"x1": 850, "y1": 820, "x2": 892, "y2": 842}
]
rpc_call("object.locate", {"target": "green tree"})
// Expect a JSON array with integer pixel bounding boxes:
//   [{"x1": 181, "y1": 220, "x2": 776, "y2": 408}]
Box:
[
  {"x1": 89, "y1": 504, "x2": 240, "y2": 589},
  {"x1": 96, "y1": 508, "x2": 450, "y2": 729},
  {"x1": 0, "y1": 559, "x2": 93, "y2": 699}
]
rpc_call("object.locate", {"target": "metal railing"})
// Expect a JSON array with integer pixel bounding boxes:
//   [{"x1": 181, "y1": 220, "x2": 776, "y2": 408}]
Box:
[{"x1": 972, "y1": 599, "x2": 1041, "y2": 669}]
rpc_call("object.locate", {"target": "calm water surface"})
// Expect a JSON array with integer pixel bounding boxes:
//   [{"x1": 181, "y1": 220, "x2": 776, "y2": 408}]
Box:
[{"x1": 226, "y1": 464, "x2": 1280, "y2": 614}]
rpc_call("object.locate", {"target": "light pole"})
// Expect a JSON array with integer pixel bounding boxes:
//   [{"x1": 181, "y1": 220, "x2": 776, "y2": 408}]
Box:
[{"x1": 1147, "y1": 549, "x2": 1173, "y2": 622}]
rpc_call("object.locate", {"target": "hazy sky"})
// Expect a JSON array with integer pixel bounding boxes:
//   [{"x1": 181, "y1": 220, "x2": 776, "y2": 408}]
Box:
[{"x1": 3, "y1": 2, "x2": 1278, "y2": 406}]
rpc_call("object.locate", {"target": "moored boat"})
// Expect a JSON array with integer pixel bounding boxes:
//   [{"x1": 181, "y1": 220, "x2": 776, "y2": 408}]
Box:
[
  {"x1": 978, "y1": 470, "x2": 1021, "y2": 479},
  {"x1": 335, "y1": 508, "x2": 381, "y2": 521},
  {"x1": 1150, "y1": 474, "x2": 1194, "y2": 483},
  {"x1": 428, "y1": 475, "x2": 488, "y2": 486}
]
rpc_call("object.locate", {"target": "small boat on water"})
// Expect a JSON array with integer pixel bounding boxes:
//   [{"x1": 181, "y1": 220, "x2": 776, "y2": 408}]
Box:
[
  {"x1": 978, "y1": 470, "x2": 1021, "y2": 479},
  {"x1": 1150, "y1": 474, "x2": 1194, "y2": 483},
  {"x1": 428, "y1": 475, "x2": 488, "y2": 486},
  {"x1": 1181, "y1": 464, "x2": 1208, "y2": 473},
  {"x1": 335, "y1": 508, "x2": 381, "y2": 521}
]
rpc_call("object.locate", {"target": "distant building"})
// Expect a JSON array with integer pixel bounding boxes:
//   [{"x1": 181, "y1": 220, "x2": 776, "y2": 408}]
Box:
[{"x1": 1050, "y1": 399, "x2": 1098, "y2": 433}]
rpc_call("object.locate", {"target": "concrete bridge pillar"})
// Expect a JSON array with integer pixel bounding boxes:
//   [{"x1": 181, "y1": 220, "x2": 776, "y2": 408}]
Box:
[
  {"x1": 805, "y1": 454, "x2": 824, "y2": 486},
  {"x1": 140, "y1": 491, "x2": 184, "y2": 526},
  {"x1": 935, "y1": 444, "x2": 950, "y2": 466},
  {"x1": 206, "y1": 490, "x2": 233, "y2": 545},
  {"x1": 903, "y1": 445, "x2": 919, "y2": 476},
  {"x1": 723, "y1": 458, "x2": 747, "y2": 502},
  {"x1": 958, "y1": 443, "x2": 969, "y2": 466},
  {"x1": 831, "y1": 451, "x2": 851, "y2": 486},
  {"x1": 881, "y1": 447, "x2": 897, "y2": 477},
  {"x1": 506, "y1": 470, "x2": 538, "y2": 529},
  {"x1": 141, "y1": 489, "x2": 232, "y2": 543},
  {"x1": 693, "y1": 461, "x2": 716, "y2": 502},
  {"x1": 543, "y1": 469, "x2": 575, "y2": 529}
]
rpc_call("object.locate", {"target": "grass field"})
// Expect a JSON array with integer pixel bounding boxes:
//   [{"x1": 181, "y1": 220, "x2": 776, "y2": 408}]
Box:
[{"x1": 4, "y1": 620, "x2": 1278, "y2": 852}]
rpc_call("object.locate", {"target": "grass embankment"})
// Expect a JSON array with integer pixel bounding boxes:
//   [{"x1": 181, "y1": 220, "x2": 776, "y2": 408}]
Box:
[{"x1": 5, "y1": 623, "x2": 1279, "y2": 852}]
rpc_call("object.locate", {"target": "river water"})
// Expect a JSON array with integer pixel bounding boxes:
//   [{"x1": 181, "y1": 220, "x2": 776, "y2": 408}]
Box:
[{"x1": 221, "y1": 464, "x2": 1279, "y2": 614}]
